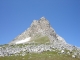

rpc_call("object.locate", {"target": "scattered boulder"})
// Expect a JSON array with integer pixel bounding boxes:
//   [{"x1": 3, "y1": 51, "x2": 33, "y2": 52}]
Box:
[
  {"x1": 72, "y1": 55, "x2": 76, "y2": 58},
  {"x1": 61, "y1": 50, "x2": 64, "y2": 53}
]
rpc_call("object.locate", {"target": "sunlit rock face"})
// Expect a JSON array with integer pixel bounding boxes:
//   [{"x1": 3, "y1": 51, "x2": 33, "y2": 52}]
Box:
[
  {"x1": 9, "y1": 17, "x2": 66, "y2": 45},
  {"x1": 0, "y1": 17, "x2": 80, "y2": 58}
]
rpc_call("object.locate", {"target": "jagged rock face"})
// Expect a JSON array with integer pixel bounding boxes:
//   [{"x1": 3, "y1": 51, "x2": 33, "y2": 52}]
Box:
[
  {"x1": 9, "y1": 17, "x2": 66, "y2": 44},
  {"x1": 1, "y1": 17, "x2": 80, "y2": 58}
]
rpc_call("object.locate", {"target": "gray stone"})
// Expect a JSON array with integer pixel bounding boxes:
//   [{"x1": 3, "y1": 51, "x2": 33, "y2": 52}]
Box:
[{"x1": 0, "y1": 17, "x2": 80, "y2": 58}]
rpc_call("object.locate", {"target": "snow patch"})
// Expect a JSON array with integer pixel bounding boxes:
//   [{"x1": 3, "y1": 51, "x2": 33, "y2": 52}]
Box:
[{"x1": 16, "y1": 37, "x2": 31, "y2": 44}]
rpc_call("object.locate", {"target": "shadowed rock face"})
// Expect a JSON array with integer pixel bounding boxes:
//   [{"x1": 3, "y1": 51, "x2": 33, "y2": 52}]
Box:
[{"x1": 9, "y1": 17, "x2": 66, "y2": 44}]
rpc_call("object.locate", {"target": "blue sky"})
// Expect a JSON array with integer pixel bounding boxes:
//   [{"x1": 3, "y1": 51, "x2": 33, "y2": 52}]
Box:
[{"x1": 0, "y1": 0, "x2": 80, "y2": 47}]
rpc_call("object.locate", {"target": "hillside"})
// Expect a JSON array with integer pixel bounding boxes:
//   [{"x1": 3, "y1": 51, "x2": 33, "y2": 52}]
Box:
[{"x1": 0, "y1": 17, "x2": 80, "y2": 60}]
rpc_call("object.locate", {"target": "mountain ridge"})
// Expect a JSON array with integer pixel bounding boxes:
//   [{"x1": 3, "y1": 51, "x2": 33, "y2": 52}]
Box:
[
  {"x1": 0, "y1": 17, "x2": 80, "y2": 59},
  {"x1": 9, "y1": 17, "x2": 66, "y2": 45}
]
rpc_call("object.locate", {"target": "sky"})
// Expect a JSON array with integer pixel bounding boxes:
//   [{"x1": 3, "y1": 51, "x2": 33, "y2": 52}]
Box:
[{"x1": 0, "y1": 0, "x2": 80, "y2": 47}]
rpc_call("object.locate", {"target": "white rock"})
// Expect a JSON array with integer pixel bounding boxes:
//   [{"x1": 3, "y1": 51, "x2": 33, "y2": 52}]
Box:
[
  {"x1": 72, "y1": 55, "x2": 76, "y2": 58},
  {"x1": 61, "y1": 50, "x2": 64, "y2": 53},
  {"x1": 67, "y1": 51, "x2": 70, "y2": 55}
]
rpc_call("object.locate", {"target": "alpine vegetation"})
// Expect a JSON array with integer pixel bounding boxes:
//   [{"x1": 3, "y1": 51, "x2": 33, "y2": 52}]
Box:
[{"x1": 0, "y1": 17, "x2": 80, "y2": 60}]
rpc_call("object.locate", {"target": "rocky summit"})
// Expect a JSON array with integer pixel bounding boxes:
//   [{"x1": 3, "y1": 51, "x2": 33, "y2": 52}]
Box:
[
  {"x1": 0, "y1": 17, "x2": 80, "y2": 60},
  {"x1": 9, "y1": 17, "x2": 66, "y2": 44}
]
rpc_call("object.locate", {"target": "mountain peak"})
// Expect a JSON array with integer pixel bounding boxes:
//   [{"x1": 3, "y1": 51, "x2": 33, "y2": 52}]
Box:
[
  {"x1": 40, "y1": 16, "x2": 46, "y2": 20},
  {"x1": 9, "y1": 17, "x2": 66, "y2": 45},
  {"x1": 1, "y1": 17, "x2": 80, "y2": 59},
  {"x1": 39, "y1": 17, "x2": 48, "y2": 22},
  {"x1": 30, "y1": 17, "x2": 47, "y2": 26},
  {"x1": 31, "y1": 17, "x2": 50, "y2": 30}
]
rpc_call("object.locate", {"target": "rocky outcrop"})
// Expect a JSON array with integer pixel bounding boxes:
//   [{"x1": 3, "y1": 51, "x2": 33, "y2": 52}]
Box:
[
  {"x1": 0, "y1": 44, "x2": 80, "y2": 58},
  {"x1": 1, "y1": 17, "x2": 80, "y2": 59},
  {"x1": 9, "y1": 17, "x2": 66, "y2": 45}
]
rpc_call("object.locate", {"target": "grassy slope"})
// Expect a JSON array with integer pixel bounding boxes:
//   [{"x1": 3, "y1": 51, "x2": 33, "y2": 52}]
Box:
[
  {"x1": 30, "y1": 36, "x2": 50, "y2": 44},
  {"x1": 0, "y1": 36, "x2": 80, "y2": 60},
  {"x1": 0, "y1": 51, "x2": 80, "y2": 60}
]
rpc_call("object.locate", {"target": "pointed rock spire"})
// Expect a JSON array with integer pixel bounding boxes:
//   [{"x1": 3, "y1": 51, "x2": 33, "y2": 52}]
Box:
[
  {"x1": 40, "y1": 16, "x2": 46, "y2": 20},
  {"x1": 9, "y1": 17, "x2": 67, "y2": 45},
  {"x1": 39, "y1": 17, "x2": 50, "y2": 25}
]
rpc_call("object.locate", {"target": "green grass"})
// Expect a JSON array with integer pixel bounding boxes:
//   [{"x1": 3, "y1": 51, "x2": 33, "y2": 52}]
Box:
[
  {"x1": 30, "y1": 36, "x2": 50, "y2": 44},
  {"x1": 0, "y1": 35, "x2": 80, "y2": 60},
  {"x1": 0, "y1": 51, "x2": 80, "y2": 60}
]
